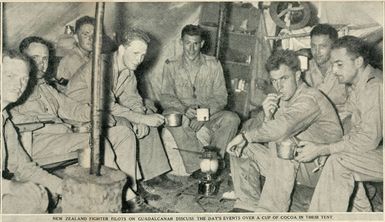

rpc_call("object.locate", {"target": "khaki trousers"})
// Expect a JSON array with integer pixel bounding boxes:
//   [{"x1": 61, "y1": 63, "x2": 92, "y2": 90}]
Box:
[
  {"x1": 2, "y1": 181, "x2": 48, "y2": 214},
  {"x1": 167, "y1": 111, "x2": 240, "y2": 173},
  {"x1": 33, "y1": 125, "x2": 138, "y2": 191},
  {"x1": 231, "y1": 142, "x2": 321, "y2": 212},
  {"x1": 309, "y1": 148, "x2": 383, "y2": 212},
  {"x1": 115, "y1": 116, "x2": 171, "y2": 181}
]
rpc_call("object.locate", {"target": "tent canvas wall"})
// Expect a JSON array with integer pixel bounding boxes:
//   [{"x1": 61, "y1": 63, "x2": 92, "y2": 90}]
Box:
[
  {"x1": 3, "y1": 1, "x2": 383, "y2": 104},
  {"x1": 1, "y1": 1, "x2": 383, "y2": 214}
]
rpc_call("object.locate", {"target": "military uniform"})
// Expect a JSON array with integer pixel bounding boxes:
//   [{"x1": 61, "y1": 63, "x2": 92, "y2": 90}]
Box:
[
  {"x1": 160, "y1": 54, "x2": 240, "y2": 173},
  {"x1": 2, "y1": 110, "x2": 61, "y2": 213},
  {"x1": 66, "y1": 52, "x2": 171, "y2": 181},
  {"x1": 304, "y1": 59, "x2": 348, "y2": 112},
  {"x1": 10, "y1": 80, "x2": 127, "y2": 181},
  {"x1": 11, "y1": 79, "x2": 91, "y2": 158},
  {"x1": 231, "y1": 83, "x2": 343, "y2": 212},
  {"x1": 309, "y1": 65, "x2": 383, "y2": 212},
  {"x1": 56, "y1": 45, "x2": 90, "y2": 82}
]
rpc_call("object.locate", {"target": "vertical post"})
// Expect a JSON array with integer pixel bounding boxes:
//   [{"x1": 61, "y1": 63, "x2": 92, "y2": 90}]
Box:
[
  {"x1": 2, "y1": 3, "x2": 7, "y2": 49},
  {"x1": 215, "y1": 3, "x2": 226, "y2": 59},
  {"x1": 90, "y1": 2, "x2": 105, "y2": 175}
]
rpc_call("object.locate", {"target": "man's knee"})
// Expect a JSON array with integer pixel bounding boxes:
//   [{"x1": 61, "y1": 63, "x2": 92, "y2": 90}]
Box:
[
  {"x1": 220, "y1": 111, "x2": 241, "y2": 127},
  {"x1": 108, "y1": 125, "x2": 136, "y2": 149},
  {"x1": 3, "y1": 182, "x2": 49, "y2": 214},
  {"x1": 322, "y1": 154, "x2": 353, "y2": 179},
  {"x1": 325, "y1": 154, "x2": 344, "y2": 167},
  {"x1": 111, "y1": 125, "x2": 135, "y2": 138},
  {"x1": 270, "y1": 159, "x2": 297, "y2": 179}
]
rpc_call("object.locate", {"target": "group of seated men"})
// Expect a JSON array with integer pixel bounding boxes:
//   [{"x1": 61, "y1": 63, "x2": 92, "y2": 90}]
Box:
[
  {"x1": 227, "y1": 24, "x2": 382, "y2": 212},
  {"x1": 2, "y1": 17, "x2": 240, "y2": 213},
  {"x1": 1, "y1": 15, "x2": 383, "y2": 213}
]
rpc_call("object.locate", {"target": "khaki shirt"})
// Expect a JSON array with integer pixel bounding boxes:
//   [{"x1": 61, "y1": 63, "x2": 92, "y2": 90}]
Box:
[
  {"x1": 56, "y1": 45, "x2": 90, "y2": 81},
  {"x1": 327, "y1": 65, "x2": 383, "y2": 154},
  {"x1": 246, "y1": 83, "x2": 343, "y2": 144},
  {"x1": 304, "y1": 60, "x2": 347, "y2": 109},
  {"x1": 11, "y1": 79, "x2": 90, "y2": 124},
  {"x1": 160, "y1": 54, "x2": 227, "y2": 115},
  {"x1": 2, "y1": 110, "x2": 62, "y2": 194},
  {"x1": 65, "y1": 53, "x2": 145, "y2": 122},
  {"x1": 109, "y1": 53, "x2": 145, "y2": 113}
]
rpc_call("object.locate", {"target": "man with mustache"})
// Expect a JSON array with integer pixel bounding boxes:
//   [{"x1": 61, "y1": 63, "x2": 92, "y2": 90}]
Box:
[
  {"x1": 227, "y1": 49, "x2": 342, "y2": 212},
  {"x1": 299, "y1": 36, "x2": 383, "y2": 212},
  {"x1": 11, "y1": 36, "x2": 139, "y2": 207},
  {"x1": 12, "y1": 36, "x2": 98, "y2": 162}
]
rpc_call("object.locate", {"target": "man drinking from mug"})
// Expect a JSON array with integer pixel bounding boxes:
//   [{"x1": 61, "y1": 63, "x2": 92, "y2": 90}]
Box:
[{"x1": 226, "y1": 49, "x2": 342, "y2": 212}]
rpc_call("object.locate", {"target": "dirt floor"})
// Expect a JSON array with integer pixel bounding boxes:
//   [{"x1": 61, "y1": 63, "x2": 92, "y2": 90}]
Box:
[
  {"x1": 140, "y1": 169, "x2": 383, "y2": 213},
  {"x1": 54, "y1": 165, "x2": 383, "y2": 213}
]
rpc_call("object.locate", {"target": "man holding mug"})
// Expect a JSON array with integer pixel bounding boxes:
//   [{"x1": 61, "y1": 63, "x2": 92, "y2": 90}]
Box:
[
  {"x1": 160, "y1": 24, "x2": 240, "y2": 177},
  {"x1": 65, "y1": 28, "x2": 177, "y2": 204},
  {"x1": 299, "y1": 36, "x2": 383, "y2": 212},
  {"x1": 226, "y1": 49, "x2": 342, "y2": 212}
]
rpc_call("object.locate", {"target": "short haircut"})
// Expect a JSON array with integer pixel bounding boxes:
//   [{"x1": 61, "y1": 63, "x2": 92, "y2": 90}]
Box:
[
  {"x1": 265, "y1": 49, "x2": 300, "y2": 73},
  {"x1": 75, "y1": 16, "x2": 95, "y2": 33},
  {"x1": 19, "y1": 36, "x2": 51, "y2": 53},
  {"x1": 119, "y1": 27, "x2": 150, "y2": 47},
  {"x1": 310, "y1": 24, "x2": 338, "y2": 42},
  {"x1": 3, "y1": 50, "x2": 30, "y2": 65},
  {"x1": 332, "y1": 35, "x2": 369, "y2": 65},
  {"x1": 3, "y1": 50, "x2": 34, "y2": 108},
  {"x1": 181, "y1": 24, "x2": 203, "y2": 39}
]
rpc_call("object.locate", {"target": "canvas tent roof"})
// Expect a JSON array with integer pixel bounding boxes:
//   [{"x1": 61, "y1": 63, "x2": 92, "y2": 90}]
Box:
[{"x1": 3, "y1": 2, "x2": 383, "y2": 101}]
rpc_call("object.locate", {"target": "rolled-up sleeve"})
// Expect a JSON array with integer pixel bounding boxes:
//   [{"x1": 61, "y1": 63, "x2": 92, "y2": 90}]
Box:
[{"x1": 246, "y1": 94, "x2": 321, "y2": 143}]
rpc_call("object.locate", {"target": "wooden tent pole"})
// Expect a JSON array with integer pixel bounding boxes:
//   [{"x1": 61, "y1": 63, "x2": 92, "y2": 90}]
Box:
[
  {"x1": 215, "y1": 3, "x2": 226, "y2": 59},
  {"x1": 90, "y1": 2, "x2": 105, "y2": 175}
]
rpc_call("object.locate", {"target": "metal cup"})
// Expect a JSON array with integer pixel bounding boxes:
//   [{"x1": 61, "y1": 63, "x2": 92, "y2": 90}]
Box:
[
  {"x1": 276, "y1": 139, "x2": 297, "y2": 160},
  {"x1": 164, "y1": 113, "x2": 182, "y2": 127},
  {"x1": 197, "y1": 108, "x2": 210, "y2": 121}
]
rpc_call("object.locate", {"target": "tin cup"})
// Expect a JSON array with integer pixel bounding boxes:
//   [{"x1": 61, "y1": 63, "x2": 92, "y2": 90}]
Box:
[
  {"x1": 197, "y1": 108, "x2": 210, "y2": 121},
  {"x1": 276, "y1": 139, "x2": 297, "y2": 160},
  {"x1": 164, "y1": 113, "x2": 183, "y2": 127}
]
